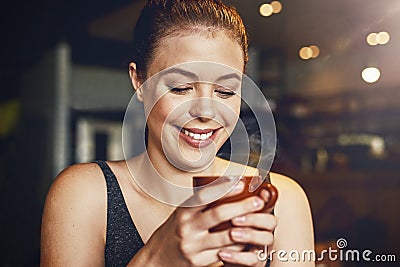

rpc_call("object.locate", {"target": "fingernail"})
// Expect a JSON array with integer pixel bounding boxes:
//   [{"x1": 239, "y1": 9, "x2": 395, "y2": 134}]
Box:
[
  {"x1": 232, "y1": 181, "x2": 244, "y2": 193},
  {"x1": 261, "y1": 189, "x2": 270, "y2": 200},
  {"x1": 253, "y1": 198, "x2": 263, "y2": 208},
  {"x1": 231, "y1": 229, "x2": 244, "y2": 240},
  {"x1": 233, "y1": 216, "x2": 246, "y2": 224},
  {"x1": 219, "y1": 250, "x2": 232, "y2": 259}
]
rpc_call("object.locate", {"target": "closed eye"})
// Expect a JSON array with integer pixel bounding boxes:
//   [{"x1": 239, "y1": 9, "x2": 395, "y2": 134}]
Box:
[
  {"x1": 215, "y1": 87, "x2": 236, "y2": 99},
  {"x1": 169, "y1": 86, "x2": 193, "y2": 95}
]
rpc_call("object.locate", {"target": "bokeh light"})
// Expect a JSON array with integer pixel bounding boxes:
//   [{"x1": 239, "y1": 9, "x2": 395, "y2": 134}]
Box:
[
  {"x1": 361, "y1": 67, "x2": 381, "y2": 83},
  {"x1": 259, "y1": 3, "x2": 273, "y2": 17},
  {"x1": 367, "y1": 31, "x2": 390, "y2": 46},
  {"x1": 366, "y1": 33, "x2": 378, "y2": 46},
  {"x1": 309, "y1": 45, "x2": 320, "y2": 58},
  {"x1": 299, "y1": 47, "x2": 312, "y2": 60},
  {"x1": 377, "y1": 31, "x2": 390, "y2": 45},
  {"x1": 299, "y1": 45, "x2": 320, "y2": 60},
  {"x1": 271, "y1": 1, "x2": 283, "y2": 13}
]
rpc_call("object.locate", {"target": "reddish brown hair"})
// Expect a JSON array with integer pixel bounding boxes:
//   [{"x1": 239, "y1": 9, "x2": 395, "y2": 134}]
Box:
[{"x1": 132, "y1": 0, "x2": 249, "y2": 80}]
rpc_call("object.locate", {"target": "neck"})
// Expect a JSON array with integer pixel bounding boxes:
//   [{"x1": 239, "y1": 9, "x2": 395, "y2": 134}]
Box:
[
  {"x1": 145, "y1": 150, "x2": 192, "y2": 186},
  {"x1": 129, "y1": 151, "x2": 198, "y2": 206},
  {"x1": 130, "y1": 143, "x2": 241, "y2": 206}
]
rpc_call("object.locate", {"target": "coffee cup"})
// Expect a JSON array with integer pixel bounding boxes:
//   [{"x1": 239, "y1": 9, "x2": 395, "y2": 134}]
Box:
[{"x1": 193, "y1": 175, "x2": 278, "y2": 232}]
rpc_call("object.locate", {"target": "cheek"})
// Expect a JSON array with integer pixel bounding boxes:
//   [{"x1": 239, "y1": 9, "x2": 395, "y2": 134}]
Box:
[
  {"x1": 148, "y1": 104, "x2": 168, "y2": 133},
  {"x1": 146, "y1": 97, "x2": 181, "y2": 132},
  {"x1": 220, "y1": 99, "x2": 241, "y2": 126},
  {"x1": 146, "y1": 103, "x2": 172, "y2": 145}
]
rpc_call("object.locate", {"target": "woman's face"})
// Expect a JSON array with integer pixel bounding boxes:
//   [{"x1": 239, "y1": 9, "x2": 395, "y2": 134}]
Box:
[{"x1": 136, "y1": 31, "x2": 244, "y2": 172}]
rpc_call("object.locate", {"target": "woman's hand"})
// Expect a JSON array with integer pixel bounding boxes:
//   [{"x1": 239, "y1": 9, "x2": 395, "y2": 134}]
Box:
[
  {"x1": 131, "y1": 182, "x2": 276, "y2": 267},
  {"x1": 218, "y1": 189, "x2": 276, "y2": 267}
]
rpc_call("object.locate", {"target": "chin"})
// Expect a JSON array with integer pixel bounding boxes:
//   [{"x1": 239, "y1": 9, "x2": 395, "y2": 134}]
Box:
[{"x1": 164, "y1": 147, "x2": 216, "y2": 172}]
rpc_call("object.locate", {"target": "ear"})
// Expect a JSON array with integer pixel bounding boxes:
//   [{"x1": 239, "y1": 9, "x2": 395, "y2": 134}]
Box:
[{"x1": 129, "y1": 62, "x2": 144, "y2": 102}]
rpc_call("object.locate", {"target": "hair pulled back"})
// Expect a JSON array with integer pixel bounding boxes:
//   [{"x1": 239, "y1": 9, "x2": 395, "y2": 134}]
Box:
[{"x1": 132, "y1": 0, "x2": 249, "y2": 80}]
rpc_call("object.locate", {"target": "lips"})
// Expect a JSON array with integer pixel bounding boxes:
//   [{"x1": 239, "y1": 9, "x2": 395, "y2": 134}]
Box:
[
  {"x1": 181, "y1": 128, "x2": 213, "y2": 140},
  {"x1": 178, "y1": 127, "x2": 220, "y2": 148}
]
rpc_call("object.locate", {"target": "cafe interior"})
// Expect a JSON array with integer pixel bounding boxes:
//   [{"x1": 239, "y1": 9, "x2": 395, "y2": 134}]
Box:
[{"x1": 1, "y1": 0, "x2": 399, "y2": 266}]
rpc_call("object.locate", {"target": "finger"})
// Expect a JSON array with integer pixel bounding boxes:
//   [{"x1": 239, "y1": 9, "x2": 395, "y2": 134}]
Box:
[
  {"x1": 222, "y1": 244, "x2": 246, "y2": 252},
  {"x1": 260, "y1": 186, "x2": 278, "y2": 212},
  {"x1": 189, "y1": 244, "x2": 247, "y2": 266},
  {"x1": 197, "y1": 180, "x2": 245, "y2": 204},
  {"x1": 197, "y1": 231, "x2": 249, "y2": 250},
  {"x1": 231, "y1": 213, "x2": 276, "y2": 230},
  {"x1": 189, "y1": 248, "x2": 223, "y2": 266},
  {"x1": 222, "y1": 180, "x2": 245, "y2": 198},
  {"x1": 186, "y1": 246, "x2": 241, "y2": 267},
  {"x1": 198, "y1": 229, "x2": 233, "y2": 248},
  {"x1": 184, "y1": 180, "x2": 245, "y2": 208},
  {"x1": 218, "y1": 249, "x2": 265, "y2": 266},
  {"x1": 198, "y1": 196, "x2": 264, "y2": 230},
  {"x1": 229, "y1": 227, "x2": 274, "y2": 246},
  {"x1": 260, "y1": 189, "x2": 270, "y2": 202},
  {"x1": 175, "y1": 181, "x2": 244, "y2": 220}
]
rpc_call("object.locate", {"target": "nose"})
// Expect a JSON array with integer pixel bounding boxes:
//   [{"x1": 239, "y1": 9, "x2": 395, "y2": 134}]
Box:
[{"x1": 189, "y1": 93, "x2": 216, "y2": 121}]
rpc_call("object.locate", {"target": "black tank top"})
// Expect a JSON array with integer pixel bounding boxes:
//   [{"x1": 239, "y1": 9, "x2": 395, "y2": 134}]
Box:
[
  {"x1": 95, "y1": 160, "x2": 271, "y2": 267},
  {"x1": 95, "y1": 160, "x2": 144, "y2": 267}
]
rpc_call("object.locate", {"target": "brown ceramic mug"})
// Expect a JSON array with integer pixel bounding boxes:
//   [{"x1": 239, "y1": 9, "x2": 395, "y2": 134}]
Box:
[{"x1": 193, "y1": 175, "x2": 278, "y2": 232}]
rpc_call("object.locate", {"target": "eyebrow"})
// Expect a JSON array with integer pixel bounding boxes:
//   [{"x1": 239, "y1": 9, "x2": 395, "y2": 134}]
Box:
[
  {"x1": 162, "y1": 67, "x2": 242, "y2": 83},
  {"x1": 162, "y1": 67, "x2": 198, "y2": 79},
  {"x1": 215, "y1": 73, "x2": 242, "y2": 83}
]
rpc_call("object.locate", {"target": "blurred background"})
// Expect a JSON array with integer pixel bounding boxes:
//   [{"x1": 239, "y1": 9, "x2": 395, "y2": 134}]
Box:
[{"x1": 1, "y1": 0, "x2": 399, "y2": 266}]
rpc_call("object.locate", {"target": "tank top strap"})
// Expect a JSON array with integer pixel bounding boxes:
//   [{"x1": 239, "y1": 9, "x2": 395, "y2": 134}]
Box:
[{"x1": 94, "y1": 160, "x2": 144, "y2": 267}]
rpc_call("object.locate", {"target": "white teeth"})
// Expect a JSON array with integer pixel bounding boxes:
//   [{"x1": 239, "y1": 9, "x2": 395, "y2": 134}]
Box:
[{"x1": 181, "y1": 129, "x2": 214, "y2": 140}]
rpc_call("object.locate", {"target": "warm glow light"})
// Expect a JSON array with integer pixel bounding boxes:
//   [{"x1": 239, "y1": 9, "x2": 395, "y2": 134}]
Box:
[
  {"x1": 309, "y1": 45, "x2": 320, "y2": 58},
  {"x1": 377, "y1": 31, "x2": 390, "y2": 45},
  {"x1": 271, "y1": 1, "x2": 282, "y2": 13},
  {"x1": 367, "y1": 33, "x2": 378, "y2": 46},
  {"x1": 299, "y1": 45, "x2": 320, "y2": 60},
  {"x1": 367, "y1": 31, "x2": 390, "y2": 46},
  {"x1": 299, "y1": 47, "x2": 312, "y2": 60},
  {"x1": 362, "y1": 67, "x2": 381, "y2": 83},
  {"x1": 371, "y1": 137, "x2": 385, "y2": 157},
  {"x1": 259, "y1": 3, "x2": 273, "y2": 17}
]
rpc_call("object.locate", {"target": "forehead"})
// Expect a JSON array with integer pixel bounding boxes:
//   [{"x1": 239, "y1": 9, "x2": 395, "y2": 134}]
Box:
[{"x1": 146, "y1": 32, "x2": 244, "y2": 78}]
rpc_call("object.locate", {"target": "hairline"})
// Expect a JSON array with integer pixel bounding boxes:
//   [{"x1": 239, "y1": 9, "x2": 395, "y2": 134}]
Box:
[{"x1": 144, "y1": 27, "x2": 246, "y2": 79}]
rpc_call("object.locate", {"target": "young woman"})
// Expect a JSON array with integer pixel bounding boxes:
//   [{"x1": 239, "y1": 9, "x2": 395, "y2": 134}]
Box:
[{"x1": 41, "y1": 1, "x2": 314, "y2": 266}]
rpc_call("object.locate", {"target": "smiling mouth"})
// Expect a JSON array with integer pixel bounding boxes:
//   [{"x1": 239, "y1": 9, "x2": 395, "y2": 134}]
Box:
[
  {"x1": 181, "y1": 128, "x2": 214, "y2": 140},
  {"x1": 177, "y1": 126, "x2": 220, "y2": 148}
]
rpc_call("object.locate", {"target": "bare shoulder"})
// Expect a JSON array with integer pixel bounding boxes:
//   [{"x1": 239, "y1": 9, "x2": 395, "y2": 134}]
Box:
[
  {"x1": 45, "y1": 162, "x2": 106, "y2": 207},
  {"x1": 41, "y1": 162, "x2": 107, "y2": 266},
  {"x1": 269, "y1": 172, "x2": 312, "y2": 219},
  {"x1": 269, "y1": 172, "x2": 315, "y2": 267},
  {"x1": 270, "y1": 172, "x2": 309, "y2": 204}
]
